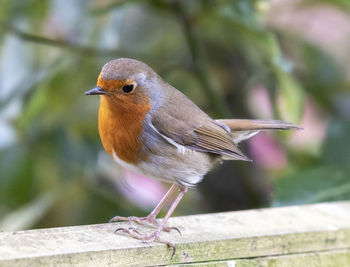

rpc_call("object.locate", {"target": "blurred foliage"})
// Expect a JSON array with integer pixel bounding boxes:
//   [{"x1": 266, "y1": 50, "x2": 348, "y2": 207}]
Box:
[
  {"x1": 274, "y1": 118, "x2": 350, "y2": 205},
  {"x1": 0, "y1": 0, "x2": 349, "y2": 230}
]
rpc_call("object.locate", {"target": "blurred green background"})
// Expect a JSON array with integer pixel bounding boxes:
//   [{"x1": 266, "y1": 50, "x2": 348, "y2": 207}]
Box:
[{"x1": 0, "y1": 0, "x2": 350, "y2": 231}]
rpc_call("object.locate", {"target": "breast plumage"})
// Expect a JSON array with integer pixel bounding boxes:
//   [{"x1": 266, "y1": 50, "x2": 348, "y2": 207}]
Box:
[{"x1": 98, "y1": 91, "x2": 150, "y2": 164}]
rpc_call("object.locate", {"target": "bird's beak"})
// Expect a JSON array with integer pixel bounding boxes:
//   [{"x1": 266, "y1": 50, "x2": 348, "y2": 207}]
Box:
[{"x1": 85, "y1": 86, "x2": 105, "y2": 95}]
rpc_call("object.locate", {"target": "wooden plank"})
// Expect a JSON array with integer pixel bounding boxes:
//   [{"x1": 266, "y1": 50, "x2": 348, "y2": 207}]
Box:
[
  {"x1": 0, "y1": 201, "x2": 350, "y2": 266},
  {"x1": 170, "y1": 249, "x2": 350, "y2": 267}
]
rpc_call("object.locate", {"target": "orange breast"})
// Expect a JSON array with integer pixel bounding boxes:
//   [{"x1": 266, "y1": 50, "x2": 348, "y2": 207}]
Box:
[{"x1": 98, "y1": 94, "x2": 151, "y2": 164}]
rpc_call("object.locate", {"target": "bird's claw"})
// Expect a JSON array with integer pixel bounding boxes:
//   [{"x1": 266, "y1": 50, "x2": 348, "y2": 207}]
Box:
[
  {"x1": 109, "y1": 215, "x2": 180, "y2": 235},
  {"x1": 164, "y1": 226, "x2": 181, "y2": 236},
  {"x1": 115, "y1": 226, "x2": 140, "y2": 234},
  {"x1": 114, "y1": 226, "x2": 176, "y2": 258},
  {"x1": 109, "y1": 215, "x2": 157, "y2": 226}
]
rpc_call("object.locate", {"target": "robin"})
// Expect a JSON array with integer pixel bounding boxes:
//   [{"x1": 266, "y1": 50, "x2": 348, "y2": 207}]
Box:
[{"x1": 85, "y1": 58, "x2": 300, "y2": 251}]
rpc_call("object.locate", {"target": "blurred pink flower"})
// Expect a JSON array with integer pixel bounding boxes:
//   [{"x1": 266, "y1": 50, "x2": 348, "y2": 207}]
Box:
[
  {"x1": 117, "y1": 170, "x2": 167, "y2": 210},
  {"x1": 247, "y1": 85, "x2": 273, "y2": 119},
  {"x1": 247, "y1": 85, "x2": 328, "y2": 155},
  {"x1": 267, "y1": 0, "x2": 350, "y2": 81},
  {"x1": 246, "y1": 86, "x2": 287, "y2": 170},
  {"x1": 97, "y1": 152, "x2": 167, "y2": 210},
  {"x1": 288, "y1": 98, "x2": 328, "y2": 150},
  {"x1": 248, "y1": 133, "x2": 287, "y2": 170}
]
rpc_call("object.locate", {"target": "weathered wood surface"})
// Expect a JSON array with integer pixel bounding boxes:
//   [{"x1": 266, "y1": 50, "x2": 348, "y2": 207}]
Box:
[
  {"x1": 169, "y1": 249, "x2": 350, "y2": 267},
  {"x1": 0, "y1": 201, "x2": 350, "y2": 266}
]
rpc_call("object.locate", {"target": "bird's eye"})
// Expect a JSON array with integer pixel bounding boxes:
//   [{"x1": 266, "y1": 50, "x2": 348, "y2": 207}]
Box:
[{"x1": 122, "y1": 84, "x2": 134, "y2": 93}]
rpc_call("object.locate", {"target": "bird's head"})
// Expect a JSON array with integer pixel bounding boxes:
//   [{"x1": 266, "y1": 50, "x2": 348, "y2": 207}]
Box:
[{"x1": 85, "y1": 58, "x2": 159, "y2": 109}]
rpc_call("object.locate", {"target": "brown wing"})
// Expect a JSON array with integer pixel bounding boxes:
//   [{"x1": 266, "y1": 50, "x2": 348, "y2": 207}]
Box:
[
  {"x1": 188, "y1": 123, "x2": 251, "y2": 161},
  {"x1": 151, "y1": 100, "x2": 250, "y2": 161}
]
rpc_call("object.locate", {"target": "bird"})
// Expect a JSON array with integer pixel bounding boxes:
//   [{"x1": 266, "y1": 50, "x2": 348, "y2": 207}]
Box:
[{"x1": 85, "y1": 58, "x2": 300, "y2": 252}]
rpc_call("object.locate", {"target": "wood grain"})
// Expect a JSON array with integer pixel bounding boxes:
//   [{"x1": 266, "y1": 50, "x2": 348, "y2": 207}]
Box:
[{"x1": 0, "y1": 201, "x2": 350, "y2": 266}]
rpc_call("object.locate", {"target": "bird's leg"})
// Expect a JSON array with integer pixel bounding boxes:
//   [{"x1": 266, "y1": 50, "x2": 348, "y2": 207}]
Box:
[
  {"x1": 116, "y1": 185, "x2": 188, "y2": 254},
  {"x1": 109, "y1": 184, "x2": 178, "y2": 232}
]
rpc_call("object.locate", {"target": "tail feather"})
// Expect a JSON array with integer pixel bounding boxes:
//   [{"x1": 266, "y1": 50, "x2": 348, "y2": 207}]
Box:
[{"x1": 216, "y1": 119, "x2": 302, "y2": 144}]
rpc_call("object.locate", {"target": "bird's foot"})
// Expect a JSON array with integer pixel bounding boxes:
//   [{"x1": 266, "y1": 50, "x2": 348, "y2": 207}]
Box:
[
  {"x1": 109, "y1": 215, "x2": 157, "y2": 226},
  {"x1": 115, "y1": 226, "x2": 176, "y2": 257},
  {"x1": 109, "y1": 215, "x2": 180, "y2": 234}
]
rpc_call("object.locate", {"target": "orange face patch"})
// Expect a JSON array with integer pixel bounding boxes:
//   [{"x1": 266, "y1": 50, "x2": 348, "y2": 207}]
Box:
[{"x1": 97, "y1": 73, "x2": 134, "y2": 92}]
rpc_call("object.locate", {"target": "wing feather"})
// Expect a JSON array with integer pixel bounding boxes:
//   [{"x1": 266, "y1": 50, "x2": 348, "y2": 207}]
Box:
[
  {"x1": 216, "y1": 119, "x2": 301, "y2": 144},
  {"x1": 152, "y1": 109, "x2": 250, "y2": 161}
]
